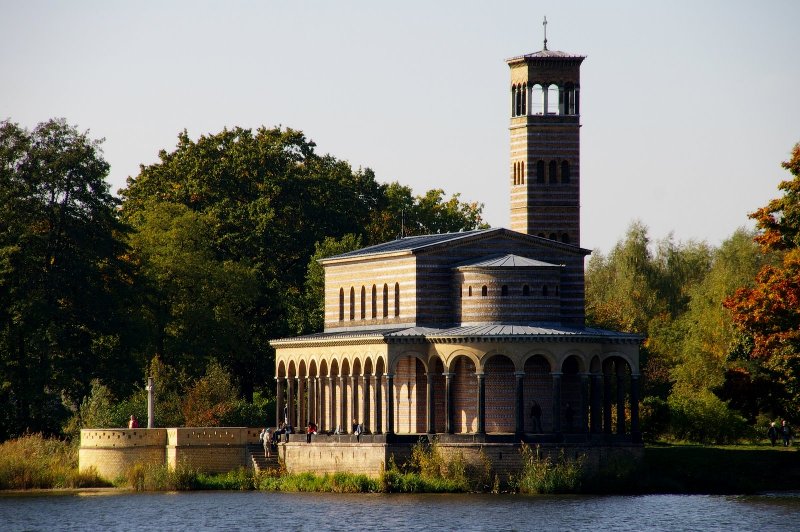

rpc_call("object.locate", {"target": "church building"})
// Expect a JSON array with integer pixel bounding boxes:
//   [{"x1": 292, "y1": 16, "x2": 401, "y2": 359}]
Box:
[{"x1": 270, "y1": 38, "x2": 641, "y2": 451}]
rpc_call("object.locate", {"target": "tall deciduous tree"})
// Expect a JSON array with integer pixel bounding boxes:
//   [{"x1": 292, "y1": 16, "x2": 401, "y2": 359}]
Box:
[
  {"x1": 725, "y1": 143, "x2": 800, "y2": 419},
  {"x1": 0, "y1": 119, "x2": 137, "y2": 438}
]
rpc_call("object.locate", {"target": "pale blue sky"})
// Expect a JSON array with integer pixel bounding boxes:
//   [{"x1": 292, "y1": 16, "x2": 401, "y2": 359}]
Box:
[{"x1": 2, "y1": 0, "x2": 798, "y2": 253}]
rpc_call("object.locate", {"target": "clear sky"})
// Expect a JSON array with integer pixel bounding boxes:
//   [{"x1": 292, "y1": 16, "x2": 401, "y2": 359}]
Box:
[{"x1": 2, "y1": 0, "x2": 798, "y2": 253}]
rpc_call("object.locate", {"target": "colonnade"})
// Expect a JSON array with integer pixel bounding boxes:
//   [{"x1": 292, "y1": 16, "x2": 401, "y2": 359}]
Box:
[{"x1": 275, "y1": 355, "x2": 640, "y2": 439}]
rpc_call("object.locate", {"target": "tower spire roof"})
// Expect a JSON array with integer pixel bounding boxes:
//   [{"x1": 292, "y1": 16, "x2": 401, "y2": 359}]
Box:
[{"x1": 543, "y1": 16, "x2": 548, "y2": 51}]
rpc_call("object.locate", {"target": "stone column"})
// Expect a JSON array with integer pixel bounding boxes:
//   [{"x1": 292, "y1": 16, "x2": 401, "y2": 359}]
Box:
[
  {"x1": 616, "y1": 368, "x2": 626, "y2": 435},
  {"x1": 363, "y1": 374, "x2": 371, "y2": 433},
  {"x1": 352, "y1": 373, "x2": 360, "y2": 427},
  {"x1": 275, "y1": 377, "x2": 284, "y2": 428},
  {"x1": 426, "y1": 372, "x2": 435, "y2": 434},
  {"x1": 339, "y1": 376, "x2": 347, "y2": 432},
  {"x1": 603, "y1": 371, "x2": 613, "y2": 434},
  {"x1": 631, "y1": 374, "x2": 641, "y2": 440},
  {"x1": 374, "y1": 372, "x2": 383, "y2": 434},
  {"x1": 444, "y1": 372, "x2": 454, "y2": 434},
  {"x1": 590, "y1": 373, "x2": 602, "y2": 434},
  {"x1": 514, "y1": 371, "x2": 525, "y2": 435},
  {"x1": 580, "y1": 373, "x2": 590, "y2": 434},
  {"x1": 476, "y1": 373, "x2": 485, "y2": 435},
  {"x1": 328, "y1": 376, "x2": 335, "y2": 432},
  {"x1": 551, "y1": 372, "x2": 562, "y2": 434},
  {"x1": 306, "y1": 377, "x2": 313, "y2": 426},
  {"x1": 284, "y1": 378, "x2": 295, "y2": 423},
  {"x1": 296, "y1": 377, "x2": 304, "y2": 428},
  {"x1": 386, "y1": 373, "x2": 395, "y2": 436}
]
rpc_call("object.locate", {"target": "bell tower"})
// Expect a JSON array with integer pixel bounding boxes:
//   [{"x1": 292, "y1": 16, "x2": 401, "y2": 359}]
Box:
[{"x1": 507, "y1": 22, "x2": 585, "y2": 246}]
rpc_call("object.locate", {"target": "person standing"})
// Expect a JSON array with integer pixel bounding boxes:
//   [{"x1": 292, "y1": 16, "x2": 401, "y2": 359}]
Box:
[
  {"x1": 768, "y1": 422, "x2": 778, "y2": 447},
  {"x1": 530, "y1": 401, "x2": 542, "y2": 433},
  {"x1": 262, "y1": 427, "x2": 271, "y2": 457},
  {"x1": 782, "y1": 420, "x2": 792, "y2": 447}
]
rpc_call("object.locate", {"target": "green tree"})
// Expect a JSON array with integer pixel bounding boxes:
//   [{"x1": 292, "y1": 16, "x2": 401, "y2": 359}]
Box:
[{"x1": 0, "y1": 119, "x2": 137, "y2": 438}]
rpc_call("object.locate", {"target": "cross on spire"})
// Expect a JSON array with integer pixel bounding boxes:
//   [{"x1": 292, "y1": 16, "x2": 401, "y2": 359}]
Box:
[{"x1": 543, "y1": 16, "x2": 548, "y2": 50}]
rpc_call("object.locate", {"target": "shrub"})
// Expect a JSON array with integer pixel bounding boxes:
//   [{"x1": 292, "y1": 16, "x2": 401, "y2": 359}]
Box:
[
  {"x1": 667, "y1": 387, "x2": 750, "y2": 444},
  {"x1": 640, "y1": 395, "x2": 670, "y2": 441},
  {"x1": 514, "y1": 444, "x2": 584, "y2": 494},
  {"x1": 115, "y1": 462, "x2": 200, "y2": 491}
]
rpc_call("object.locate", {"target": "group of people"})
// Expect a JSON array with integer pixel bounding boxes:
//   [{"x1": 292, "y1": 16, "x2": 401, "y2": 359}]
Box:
[{"x1": 767, "y1": 420, "x2": 793, "y2": 447}]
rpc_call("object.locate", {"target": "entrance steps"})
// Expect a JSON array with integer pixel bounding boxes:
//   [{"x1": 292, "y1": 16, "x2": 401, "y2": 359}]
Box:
[{"x1": 246, "y1": 443, "x2": 279, "y2": 472}]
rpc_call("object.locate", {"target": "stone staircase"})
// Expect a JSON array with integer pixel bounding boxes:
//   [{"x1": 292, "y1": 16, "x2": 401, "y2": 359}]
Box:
[{"x1": 247, "y1": 443, "x2": 279, "y2": 472}]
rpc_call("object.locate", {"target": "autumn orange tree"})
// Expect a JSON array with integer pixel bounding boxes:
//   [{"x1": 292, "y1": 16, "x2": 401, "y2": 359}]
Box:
[{"x1": 724, "y1": 143, "x2": 800, "y2": 419}]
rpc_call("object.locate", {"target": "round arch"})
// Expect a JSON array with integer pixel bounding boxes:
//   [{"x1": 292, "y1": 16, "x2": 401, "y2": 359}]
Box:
[{"x1": 484, "y1": 353, "x2": 515, "y2": 433}]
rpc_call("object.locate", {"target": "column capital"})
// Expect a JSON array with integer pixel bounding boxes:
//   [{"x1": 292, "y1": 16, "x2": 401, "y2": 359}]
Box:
[
  {"x1": 384, "y1": 373, "x2": 395, "y2": 379},
  {"x1": 475, "y1": 372, "x2": 485, "y2": 379},
  {"x1": 550, "y1": 371, "x2": 563, "y2": 378},
  {"x1": 514, "y1": 371, "x2": 526, "y2": 378},
  {"x1": 442, "y1": 372, "x2": 455, "y2": 378},
  {"x1": 631, "y1": 373, "x2": 641, "y2": 379}
]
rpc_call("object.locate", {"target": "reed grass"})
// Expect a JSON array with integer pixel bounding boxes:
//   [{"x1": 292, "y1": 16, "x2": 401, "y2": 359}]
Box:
[
  {"x1": 0, "y1": 434, "x2": 108, "y2": 490},
  {"x1": 512, "y1": 444, "x2": 585, "y2": 494}
]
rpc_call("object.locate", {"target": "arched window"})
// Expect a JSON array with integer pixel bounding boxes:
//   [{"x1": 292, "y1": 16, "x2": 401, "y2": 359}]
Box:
[
  {"x1": 501, "y1": 285, "x2": 508, "y2": 296},
  {"x1": 549, "y1": 160, "x2": 558, "y2": 184},
  {"x1": 468, "y1": 286, "x2": 473, "y2": 297},
  {"x1": 546, "y1": 84, "x2": 559, "y2": 115},
  {"x1": 542, "y1": 285, "x2": 549, "y2": 297},
  {"x1": 536, "y1": 160, "x2": 545, "y2": 184},
  {"x1": 481, "y1": 285, "x2": 488, "y2": 297},
  {"x1": 349, "y1": 287, "x2": 355, "y2": 320},
  {"x1": 561, "y1": 161, "x2": 570, "y2": 184},
  {"x1": 520, "y1": 161, "x2": 525, "y2": 184},
  {"x1": 513, "y1": 162, "x2": 517, "y2": 186},
  {"x1": 383, "y1": 283, "x2": 389, "y2": 318},
  {"x1": 339, "y1": 288, "x2": 344, "y2": 321},
  {"x1": 522, "y1": 284, "x2": 530, "y2": 296},
  {"x1": 394, "y1": 282, "x2": 400, "y2": 317},
  {"x1": 561, "y1": 233, "x2": 570, "y2": 244},
  {"x1": 360, "y1": 286, "x2": 366, "y2": 320},
  {"x1": 371, "y1": 285, "x2": 377, "y2": 319},
  {"x1": 531, "y1": 84, "x2": 544, "y2": 115}
]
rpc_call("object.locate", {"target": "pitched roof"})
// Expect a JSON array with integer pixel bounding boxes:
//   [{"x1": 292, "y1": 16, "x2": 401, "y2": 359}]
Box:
[
  {"x1": 322, "y1": 227, "x2": 588, "y2": 263},
  {"x1": 506, "y1": 49, "x2": 586, "y2": 62},
  {"x1": 454, "y1": 253, "x2": 560, "y2": 269},
  {"x1": 270, "y1": 324, "x2": 642, "y2": 346}
]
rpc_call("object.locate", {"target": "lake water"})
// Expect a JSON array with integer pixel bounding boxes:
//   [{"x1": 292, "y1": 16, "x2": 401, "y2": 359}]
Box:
[{"x1": 1, "y1": 491, "x2": 799, "y2": 531}]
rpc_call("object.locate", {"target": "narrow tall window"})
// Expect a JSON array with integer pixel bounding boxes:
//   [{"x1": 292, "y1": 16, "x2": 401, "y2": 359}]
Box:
[
  {"x1": 481, "y1": 285, "x2": 488, "y2": 297},
  {"x1": 501, "y1": 285, "x2": 508, "y2": 296},
  {"x1": 371, "y1": 285, "x2": 377, "y2": 319},
  {"x1": 523, "y1": 285, "x2": 530, "y2": 296},
  {"x1": 520, "y1": 161, "x2": 525, "y2": 184},
  {"x1": 542, "y1": 285, "x2": 549, "y2": 297},
  {"x1": 561, "y1": 161, "x2": 570, "y2": 184},
  {"x1": 339, "y1": 288, "x2": 344, "y2": 321},
  {"x1": 382, "y1": 284, "x2": 389, "y2": 318},
  {"x1": 394, "y1": 283, "x2": 400, "y2": 317},
  {"x1": 360, "y1": 286, "x2": 366, "y2": 320},
  {"x1": 468, "y1": 286, "x2": 473, "y2": 297},
  {"x1": 536, "y1": 160, "x2": 545, "y2": 184},
  {"x1": 349, "y1": 287, "x2": 355, "y2": 320}
]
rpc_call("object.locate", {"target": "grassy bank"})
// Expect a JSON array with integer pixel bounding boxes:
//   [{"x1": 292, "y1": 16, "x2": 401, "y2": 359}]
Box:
[{"x1": 3, "y1": 435, "x2": 797, "y2": 494}]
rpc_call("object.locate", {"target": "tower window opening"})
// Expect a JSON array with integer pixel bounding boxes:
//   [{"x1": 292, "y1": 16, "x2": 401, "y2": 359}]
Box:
[
  {"x1": 339, "y1": 288, "x2": 344, "y2": 321},
  {"x1": 501, "y1": 285, "x2": 508, "y2": 296},
  {"x1": 350, "y1": 287, "x2": 355, "y2": 320},
  {"x1": 561, "y1": 233, "x2": 570, "y2": 244},
  {"x1": 468, "y1": 286, "x2": 473, "y2": 297},
  {"x1": 520, "y1": 161, "x2": 525, "y2": 184},
  {"x1": 565, "y1": 83, "x2": 576, "y2": 115},
  {"x1": 531, "y1": 84, "x2": 544, "y2": 115},
  {"x1": 481, "y1": 285, "x2": 488, "y2": 297},
  {"x1": 394, "y1": 282, "x2": 400, "y2": 317},
  {"x1": 556, "y1": 285, "x2": 560, "y2": 296},
  {"x1": 542, "y1": 285, "x2": 549, "y2": 297},
  {"x1": 549, "y1": 160, "x2": 558, "y2": 184},
  {"x1": 546, "y1": 84, "x2": 560, "y2": 115},
  {"x1": 523, "y1": 284, "x2": 530, "y2": 296},
  {"x1": 383, "y1": 283, "x2": 389, "y2": 318},
  {"x1": 360, "y1": 286, "x2": 366, "y2": 319},
  {"x1": 561, "y1": 161, "x2": 571, "y2": 184},
  {"x1": 513, "y1": 162, "x2": 517, "y2": 186},
  {"x1": 536, "y1": 160, "x2": 545, "y2": 184},
  {"x1": 371, "y1": 285, "x2": 377, "y2": 319}
]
